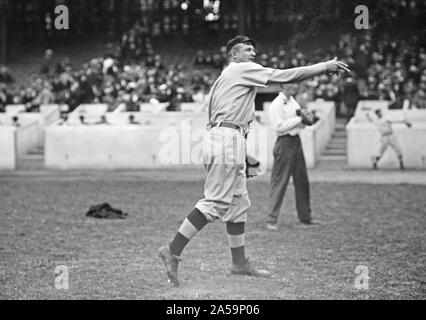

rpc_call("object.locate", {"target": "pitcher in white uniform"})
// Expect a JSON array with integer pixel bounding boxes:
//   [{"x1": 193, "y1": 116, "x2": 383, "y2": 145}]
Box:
[{"x1": 158, "y1": 35, "x2": 350, "y2": 287}]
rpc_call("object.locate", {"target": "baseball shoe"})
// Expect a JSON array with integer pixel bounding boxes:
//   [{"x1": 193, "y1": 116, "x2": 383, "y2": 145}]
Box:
[
  {"x1": 299, "y1": 219, "x2": 324, "y2": 226},
  {"x1": 158, "y1": 245, "x2": 181, "y2": 287},
  {"x1": 266, "y1": 223, "x2": 278, "y2": 231},
  {"x1": 230, "y1": 258, "x2": 271, "y2": 277}
]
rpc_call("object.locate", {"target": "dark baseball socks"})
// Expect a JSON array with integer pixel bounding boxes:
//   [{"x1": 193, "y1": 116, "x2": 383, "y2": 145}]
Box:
[
  {"x1": 226, "y1": 221, "x2": 246, "y2": 266},
  {"x1": 169, "y1": 208, "x2": 208, "y2": 257},
  {"x1": 168, "y1": 209, "x2": 247, "y2": 266},
  {"x1": 398, "y1": 156, "x2": 405, "y2": 170},
  {"x1": 373, "y1": 156, "x2": 405, "y2": 170}
]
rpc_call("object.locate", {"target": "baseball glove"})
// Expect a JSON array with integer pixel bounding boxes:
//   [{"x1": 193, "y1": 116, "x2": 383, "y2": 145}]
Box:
[
  {"x1": 296, "y1": 109, "x2": 315, "y2": 126},
  {"x1": 245, "y1": 155, "x2": 261, "y2": 179}
]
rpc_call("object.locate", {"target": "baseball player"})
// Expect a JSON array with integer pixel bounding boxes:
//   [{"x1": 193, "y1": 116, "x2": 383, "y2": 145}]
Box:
[
  {"x1": 158, "y1": 35, "x2": 350, "y2": 287},
  {"x1": 367, "y1": 109, "x2": 411, "y2": 170}
]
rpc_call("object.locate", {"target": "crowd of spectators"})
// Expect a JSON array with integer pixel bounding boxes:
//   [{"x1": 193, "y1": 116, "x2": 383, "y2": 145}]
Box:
[
  {"x1": 202, "y1": 30, "x2": 425, "y2": 118},
  {"x1": 193, "y1": 0, "x2": 426, "y2": 118},
  {"x1": 0, "y1": 21, "x2": 217, "y2": 114},
  {"x1": 193, "y1": 46, "x2": 228, "y2": 70},
  {"x1": 1, "y1": 0, "x2": 425, "y2": 117},
  {"x1": 307, "y1": 31, "x2": 426, "y2": 115}
]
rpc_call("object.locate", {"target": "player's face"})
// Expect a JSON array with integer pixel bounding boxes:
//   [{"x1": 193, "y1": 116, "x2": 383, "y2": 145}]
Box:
[{"x1": 234, "y1": 43, "x2": 256, "y2": 63}]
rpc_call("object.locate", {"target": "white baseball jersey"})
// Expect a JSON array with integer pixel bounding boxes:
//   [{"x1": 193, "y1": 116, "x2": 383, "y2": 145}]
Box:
[{"x1": 268, "y1": 92, "x2": 305, "y2": 136}]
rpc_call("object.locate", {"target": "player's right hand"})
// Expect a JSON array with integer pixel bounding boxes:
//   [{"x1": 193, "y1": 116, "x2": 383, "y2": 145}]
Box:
[{"x1": 325, "y1": 57, "x2": 350, "y2": 75}]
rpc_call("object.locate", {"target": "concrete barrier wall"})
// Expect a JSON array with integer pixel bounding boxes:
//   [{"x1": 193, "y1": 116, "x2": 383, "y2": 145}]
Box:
[
  {"x1": 0, "y1": 127, "x2": 16, "y2": 170},
  {"x1": 308, "y1": 100, "x2": 336, "y2": 157},
  {"x1": 45, "y1": 124, "x2": 278, "y2": 170},
  {"x1": 40, "y1": 104, "x2": 61, "y2": 126},
  {"x1": 0, "y1": 114, "x2": 35, "y2": 126},
  {"x1": 347, "y1": 119, "x2": 426, "y2": 169},
  {"x1": 45, "y1": 125, "x2": 207, "y2": 169},
  {"x1": 386, "y1": 109, "x2": 426, "y2": 122},
  {"x1": 109, "y1": 111, "x2": 209, "y2": 127},
  {"x1": 16, "y1": 121, "x2": 40, "y2": 156},
  {"x1": 72, "y1": 103, "x2": 109, "y2": 115},
  {"x1": 66, "y1": 110, "x2": 209, "y2": 127},
  {"x1": 45, "y1": 102, "x2": 335, "y2": 170},
  {"x1": 0, "y1": 114, "x2": 41, "y2": 151},
  {"x1": 0, "y1": 105, "x2": 60, "y2": 148},
  {"x1": 5, "y1": 104, "x2": 26, "y2": 114}
]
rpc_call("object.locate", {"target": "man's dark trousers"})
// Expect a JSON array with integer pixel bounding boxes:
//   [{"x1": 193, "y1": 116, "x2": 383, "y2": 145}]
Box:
[{"x1": 267, "y1": 134, "x2": 311, "y2": 224}]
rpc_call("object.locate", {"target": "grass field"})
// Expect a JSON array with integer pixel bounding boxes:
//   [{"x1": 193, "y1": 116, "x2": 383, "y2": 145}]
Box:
[{"x1": 0, "y1": 172, "x2": 425, "y2": 299}]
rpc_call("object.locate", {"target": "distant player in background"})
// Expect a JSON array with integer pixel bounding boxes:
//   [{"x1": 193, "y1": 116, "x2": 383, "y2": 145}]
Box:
[{"x1": 367, "y1": 109, "x2": 411, "y2": 170}]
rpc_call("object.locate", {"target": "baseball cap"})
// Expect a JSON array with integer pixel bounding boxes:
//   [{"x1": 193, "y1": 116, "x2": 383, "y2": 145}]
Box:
[{"x1": 226, "y1": 35, "x2": 256, "y2": 55}]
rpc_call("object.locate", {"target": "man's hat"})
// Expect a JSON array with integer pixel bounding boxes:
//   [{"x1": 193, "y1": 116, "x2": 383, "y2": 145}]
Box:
[{"x1": 226, "y1": 35, "x2": 256, "y2": 55}]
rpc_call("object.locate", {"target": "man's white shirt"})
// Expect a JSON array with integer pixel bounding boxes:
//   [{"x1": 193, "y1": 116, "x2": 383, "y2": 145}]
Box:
[{"x1": 268, "y1": 92, "x2": 305, "y2": 136}]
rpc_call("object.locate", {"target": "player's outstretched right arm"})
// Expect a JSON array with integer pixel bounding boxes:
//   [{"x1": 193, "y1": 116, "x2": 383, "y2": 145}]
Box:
[{"x1": 267, "y1": 57, "x2": 350, "y2": 84}]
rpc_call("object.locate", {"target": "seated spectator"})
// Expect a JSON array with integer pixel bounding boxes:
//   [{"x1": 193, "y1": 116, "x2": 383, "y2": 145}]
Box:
[
  {"x1": 219, "y1": 46, "x2": 227, "y2": 62},
  {"x1": 204, "y1": 54, "x2": 213, "y2": 66},
  {"x1": 58, "y1": 113, "x2": 70, "y2": 126},
  {"x1": 270, "y1": 56, "x2": 279, "y2": 69},
  {"x1": 191, "y1": 85, "x2": 207, "y2": 105},
  {"x1": 34, "y1": 81, "x2": 55, "y2": 105},
  {"x1": 407, "y1": 89, "x2": 426, "y2": 109},
  {"x1": 79, "y1": 114, "x2": 88, "y2": 125},
  {"x1": 95, "y1": 114, "x2": 110, "y2": 125},
  {"x1": 40, "y1": 49, "x2": 54, "y2": 77},
  {"x1": 12, "y1": 116, "x2": 20, "y2": 127},
  {"x1": 0, "y1": 66, "x2": 14, "y2": 84},
  {"x1": 55, "y1": 57, "x2": 71, "y2": 75},
  {"x1": 211, "y1": 53, "x2": 224, "y2": 69},
  {"x1": 20, "y1": 87, "x2": 39, "y2": 112},
  {"x1": 145, "y1": 55, "x2": 155, "y2": 68},
  {"x1": 194, "y1": 51, "x2": 206, "y2": 66},
  {"x1": 128, "y1": 114, "x2": 140, "y2": 125},
  {"x1": 0, "y1": 83, "x2": 12, "y2": 111},
  {"x1": 154, "y1": 54, "x2": 165, "y2": 70}
]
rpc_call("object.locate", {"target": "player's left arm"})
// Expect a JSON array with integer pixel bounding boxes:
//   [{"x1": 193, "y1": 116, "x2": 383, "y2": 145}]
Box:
[
  {"x1": 266, "y1": 58, "x2": 350, "y2": 84},
  {"x1": 387, "y1": 115, "x2": 412, "y2": 127},
  {"x1": 238, "y1": 59, "x2": 349, "y2": 90},
  {"x1": 391, "y1": 119, "x2": 412, "y2": 127}
]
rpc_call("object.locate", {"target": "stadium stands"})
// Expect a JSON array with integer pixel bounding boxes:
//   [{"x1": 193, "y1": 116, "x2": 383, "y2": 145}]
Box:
[{"x1": 1, "y1": 0, "x2": 425, "y2": 170}]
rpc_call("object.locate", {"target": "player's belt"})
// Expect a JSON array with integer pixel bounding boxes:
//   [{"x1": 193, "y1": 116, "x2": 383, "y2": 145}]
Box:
[
  {"x1": 218, "y1": 122, "x2": 241, "y2": 131},
  {"x1": 214, "y1": 122, "x2": 248, "y2": 138},
  {"x1": 281, "y1": 134, "x2": 300, "y2": 138}
]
